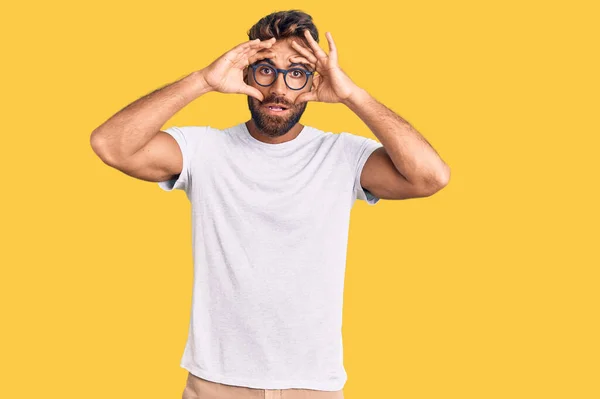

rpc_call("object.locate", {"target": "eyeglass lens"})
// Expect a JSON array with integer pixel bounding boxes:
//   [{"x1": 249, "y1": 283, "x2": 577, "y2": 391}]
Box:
[{"x1": 254, "y1": 65, "x2": 308, "y2": 89}]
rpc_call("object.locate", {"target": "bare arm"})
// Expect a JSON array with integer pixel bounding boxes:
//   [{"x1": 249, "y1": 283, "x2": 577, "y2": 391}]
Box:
[
  {"x1": 291, "y1": 29, "x2": 450, "y2": 200},
  {"x1": 90, "y1": 70, "x2": 211, "y2": 173},
  {"x1": 90, "y1": 37, "x2": 276, "y2": 183},
  {"x1": 343, "y1": 88, "x2": 450, "y2": 198}
]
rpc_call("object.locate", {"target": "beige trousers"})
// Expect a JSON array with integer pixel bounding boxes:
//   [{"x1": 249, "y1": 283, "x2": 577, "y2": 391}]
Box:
[{"x1": 182, "y1": 372, "x2": 345, "y2": 399}]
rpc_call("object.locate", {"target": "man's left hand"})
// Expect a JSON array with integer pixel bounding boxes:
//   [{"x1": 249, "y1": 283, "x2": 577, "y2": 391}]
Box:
[{"x1": 292, "y1": 30, "x2": 361, "y2": 105}]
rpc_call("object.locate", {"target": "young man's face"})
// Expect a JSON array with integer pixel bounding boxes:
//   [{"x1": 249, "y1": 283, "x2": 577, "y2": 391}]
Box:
[{"x1": 245, "y1": 37, "x2": 316, "y2": 137}]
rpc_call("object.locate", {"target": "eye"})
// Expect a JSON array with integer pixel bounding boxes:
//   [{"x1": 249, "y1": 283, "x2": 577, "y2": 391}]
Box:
[
  {"x1": 290, "y1": 69, "x2": 306, "y2": 79},
  {"x1": 259, "y1": 67, "x2": 273, "y2": 75}
]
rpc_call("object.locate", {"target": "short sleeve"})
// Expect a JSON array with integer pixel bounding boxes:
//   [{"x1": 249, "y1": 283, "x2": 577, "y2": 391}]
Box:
[
  {"x1": 157, "y1": 126, "x2": 205, "y2": 192},
  {"x1": 340, "y1": 132, "x2": 384, "y2": 205}
]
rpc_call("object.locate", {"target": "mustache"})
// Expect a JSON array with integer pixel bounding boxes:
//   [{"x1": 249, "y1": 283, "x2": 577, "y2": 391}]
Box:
[{"x1": 258, "y1": 98, "x2": 293, "y2": 108}]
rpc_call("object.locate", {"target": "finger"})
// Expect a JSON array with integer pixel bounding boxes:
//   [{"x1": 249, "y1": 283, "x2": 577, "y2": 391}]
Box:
[
  {"x1": 242, "y1": 38, "x2": 275, "y2": 57},
  {"x1": 325, "y1": 32, "x2": 337, "y2": 65},
  {"x1": 248, "y1": 49, "x2": 276, "y2": 65},
  {"x1": 233, "y1": 42, "x2": 275, "y2": 67},
  {"x1": 230, "y1": 38, "x2": 259, "y2": 53},
  {"x1": 295, "y1": 90, "x2": 317, "y2": 104},
  {"x1": 290, "y1": 41, "x2": 318, "y2": 65},
  {"x1": 289, "y1": 55, "x2": 316, "y2": 71},
  {"x1": 239, "y1": 84, "x2": 264, "y2": 102},
  {"x1": 249, "y1": 37, "x2": 276, "y2": 50},
  {"x1": 243, "y1": 40, "x2": 276, "y2": 63},
  {"x1": 233, "y1": 37, "x2": 275, "y2": 56},
  {"x1": 247, "y1": 37, "x2": 276, "y2": 47},
  {"x1": 225, "y1": 40, "x2": 259, "y2": 66},
  {"x1": 303, "y1": 30, "x2": 328, "y2": 59}
]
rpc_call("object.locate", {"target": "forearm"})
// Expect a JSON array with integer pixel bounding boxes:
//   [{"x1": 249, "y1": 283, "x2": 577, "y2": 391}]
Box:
[
  {"x1": 342, "y1": 87, "x2": 450, "y2": 186},
  {"x1": 90, "y1": 70, "x2": 212, "y2": 160}
]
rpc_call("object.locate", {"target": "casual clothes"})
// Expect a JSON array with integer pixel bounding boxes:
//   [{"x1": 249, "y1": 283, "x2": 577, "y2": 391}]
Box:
[{"x1": 159, "y1": 122, "x2": 382, "y2": 391}]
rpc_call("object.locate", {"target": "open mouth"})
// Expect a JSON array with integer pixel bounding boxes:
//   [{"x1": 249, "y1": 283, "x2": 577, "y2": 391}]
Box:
[{"x1": 264, "y1": 104, "x2": 289, "y2": 113}]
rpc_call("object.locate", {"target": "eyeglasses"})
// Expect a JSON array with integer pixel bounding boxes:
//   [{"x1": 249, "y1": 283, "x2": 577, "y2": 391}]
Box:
[{"x1": 249, "y1": 63, "x2": 314, "y2": 91}]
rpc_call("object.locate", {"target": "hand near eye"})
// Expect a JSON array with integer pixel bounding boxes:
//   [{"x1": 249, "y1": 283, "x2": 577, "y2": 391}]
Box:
[
  {"x1": 292, "y1": 31, "x2": 361, "y2": 105},
  {"x1": 201, "y1": 37, "x2": 276, "y2": 102}
]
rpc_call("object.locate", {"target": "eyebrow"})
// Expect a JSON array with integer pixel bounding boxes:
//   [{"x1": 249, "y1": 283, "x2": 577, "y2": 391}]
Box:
[{"x1": 260, "y1": 58, "x2": 314, "y2": 71}]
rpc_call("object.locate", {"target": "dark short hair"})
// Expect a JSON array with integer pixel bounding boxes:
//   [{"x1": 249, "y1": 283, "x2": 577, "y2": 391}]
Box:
[{"x1": 247, "y1": 9, "x2": 319, "y2": 48}]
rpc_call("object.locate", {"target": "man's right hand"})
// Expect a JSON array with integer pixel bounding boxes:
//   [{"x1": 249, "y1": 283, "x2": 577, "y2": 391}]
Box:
[
  {"x1": 201, "y1": 37, "x2": 276, "y2": 102},
  {"x1": 90, "y1": 37, "x2": 279, "y2": 187}
]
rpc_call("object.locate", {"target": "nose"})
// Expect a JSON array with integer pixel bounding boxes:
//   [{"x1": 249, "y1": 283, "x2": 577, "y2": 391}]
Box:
[{"x1": 269, "y1": 71, "x2": 288, "y2": 95}]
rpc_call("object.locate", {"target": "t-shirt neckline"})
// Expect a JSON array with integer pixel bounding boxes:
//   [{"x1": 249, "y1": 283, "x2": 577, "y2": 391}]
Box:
[{"x1": 238, "y1": 122, "x2": 310, "y2": 149}]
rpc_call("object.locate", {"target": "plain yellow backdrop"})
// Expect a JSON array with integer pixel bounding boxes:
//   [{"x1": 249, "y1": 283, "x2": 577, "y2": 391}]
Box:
[{"x1": 1, "y1": 0, "x2": 598, "y2": 398}]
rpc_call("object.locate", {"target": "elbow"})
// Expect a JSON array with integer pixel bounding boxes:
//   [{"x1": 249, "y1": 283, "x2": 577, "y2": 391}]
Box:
[
  {"x1": 90, "y1": 130, "x2": 103, "y2": 153},
  {"x1": 90, "y1": 130, "x2": 108, "y2": 159},
  {"x1": 421, "y1": 165, "x2": 450, "y2": 197},
  {"x1": 90, "y1": 130, "x2": 119, "y2": 167},
  {"x1": 437, "y1": 164, "x2": 451, "y2": 187}
]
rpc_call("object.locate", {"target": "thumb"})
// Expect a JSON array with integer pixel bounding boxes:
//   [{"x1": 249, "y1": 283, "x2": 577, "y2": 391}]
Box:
[
  {"x1": 295, "y1": 91, "x2": 316, "y2": 105},
  {"x1": 239, "y1": 84, "x2": 264, "y2": 102}
]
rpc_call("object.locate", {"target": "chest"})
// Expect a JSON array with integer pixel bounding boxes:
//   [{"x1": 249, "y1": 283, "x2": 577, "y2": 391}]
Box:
[{"x1": 191, "y1": 146, "x2": 353, "y2": 230}]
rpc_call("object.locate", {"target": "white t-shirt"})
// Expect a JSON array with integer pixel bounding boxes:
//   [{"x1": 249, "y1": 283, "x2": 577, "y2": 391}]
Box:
[{"x1": 158, "y1": 122, "x2": 383, "y2": 391}]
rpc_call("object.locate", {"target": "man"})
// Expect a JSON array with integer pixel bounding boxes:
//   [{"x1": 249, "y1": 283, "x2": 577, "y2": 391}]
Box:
[{"x1": 90, "y1": 9, "x2": 449, "y2": 399}]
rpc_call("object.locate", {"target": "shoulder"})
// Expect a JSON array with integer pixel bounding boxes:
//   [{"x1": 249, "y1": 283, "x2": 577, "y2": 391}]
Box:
[
  {"x1": 302, "y1": 125, "x2": 342, "y2": 146},
  {"x1": 164, "y1": 124, "x2": 229, "y2": 148}
]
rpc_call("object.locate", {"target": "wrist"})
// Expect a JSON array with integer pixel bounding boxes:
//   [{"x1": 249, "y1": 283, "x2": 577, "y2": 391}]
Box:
[
  {"x1": 342, "y1": 86, "x2": 369, "y2": 108},
  {"x1": 185, "y1": 69, "x2": 214, "y2": 97}
]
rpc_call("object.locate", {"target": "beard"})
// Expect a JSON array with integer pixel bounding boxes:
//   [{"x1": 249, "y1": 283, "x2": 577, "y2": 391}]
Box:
[{"x1": 247, "y1": 95, "x2": 307, "y2": 138}]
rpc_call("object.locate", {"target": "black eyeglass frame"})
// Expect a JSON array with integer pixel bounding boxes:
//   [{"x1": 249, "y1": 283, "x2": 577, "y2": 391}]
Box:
[{"x1": 249, "y1": 63, "x2": 315, "y2": 91}]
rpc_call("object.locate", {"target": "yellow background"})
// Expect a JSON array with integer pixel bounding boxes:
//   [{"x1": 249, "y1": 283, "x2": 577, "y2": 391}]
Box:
[{"x1": 1, "y1": 0, "x2": 598, "y2": 398}]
